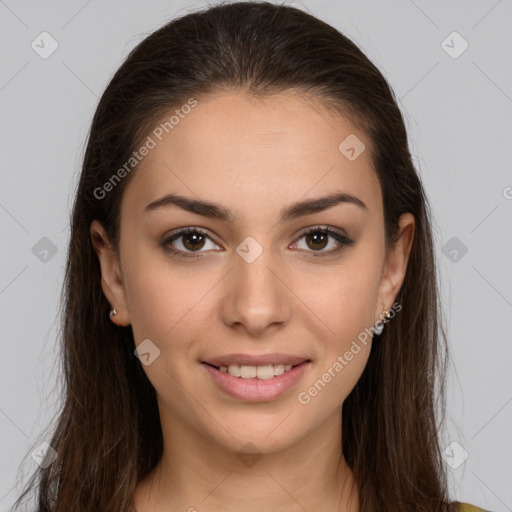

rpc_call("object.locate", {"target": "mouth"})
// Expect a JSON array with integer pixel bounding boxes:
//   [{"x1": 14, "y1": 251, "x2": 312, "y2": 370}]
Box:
[
  {"x1": 200, "y1": 355, "x2": 311, "y2": 402},
  {"x1": 202, "y1": 361, "x2": 307, "y2": 380}
]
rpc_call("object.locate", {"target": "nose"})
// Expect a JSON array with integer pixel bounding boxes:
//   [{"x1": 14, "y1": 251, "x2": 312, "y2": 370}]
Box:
[{"x1": 220, "y1": 238, "x2": 291, "y2": 338}]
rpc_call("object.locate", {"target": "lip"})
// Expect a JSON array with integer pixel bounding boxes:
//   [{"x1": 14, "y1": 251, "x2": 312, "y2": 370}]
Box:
[
  {"x1": 201, "y1": 359, "x2": 311, "y2": 402},
  {"x1": 203, "y1": 353, "x2": 310, "y2": 367}
]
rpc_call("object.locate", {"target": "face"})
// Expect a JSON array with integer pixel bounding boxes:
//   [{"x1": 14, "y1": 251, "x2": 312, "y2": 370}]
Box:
[{"x1": 91, "y1": 90, "x2": 414, "y2": 455}]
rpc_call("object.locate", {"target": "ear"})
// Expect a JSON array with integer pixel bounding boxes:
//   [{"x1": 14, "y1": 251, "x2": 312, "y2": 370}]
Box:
[
  {"x1": 90, "y1": 220, "x2": 131, "y2": 326},
  {"x1": 375, "y1": 212, "x2": 415, "y2": 318}
]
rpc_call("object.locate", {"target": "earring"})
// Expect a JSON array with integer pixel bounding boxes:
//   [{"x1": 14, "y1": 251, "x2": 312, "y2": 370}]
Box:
[
  {"x1": 373, "y1": 308, "x2": 393, "y2": 336},
  {"x1": 109, "y1": 308, "x2": 117, "y2": 318}
]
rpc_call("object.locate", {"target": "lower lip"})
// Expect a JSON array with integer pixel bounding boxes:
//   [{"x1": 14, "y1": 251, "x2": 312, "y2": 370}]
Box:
[{"x1": 201, "y1": 361, "x2": 310, "y2": 402}]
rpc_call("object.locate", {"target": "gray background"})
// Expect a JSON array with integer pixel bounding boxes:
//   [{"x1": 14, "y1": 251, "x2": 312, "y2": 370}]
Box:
[{"x1": 1, "y1": 0, "x2": 511, "y2": 510}]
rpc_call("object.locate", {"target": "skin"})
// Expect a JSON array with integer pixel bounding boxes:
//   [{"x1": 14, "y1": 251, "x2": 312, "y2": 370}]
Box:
[{"x1": 91, "y1": 90, "x2": 414, "y2": 511}]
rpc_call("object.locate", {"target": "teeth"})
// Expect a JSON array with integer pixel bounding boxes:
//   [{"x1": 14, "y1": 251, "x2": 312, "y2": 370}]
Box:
[
  {"x1": 256, "y1": 365, "x2": 274, "y2": 379},
  {"x1": 218, "y1": 363, "x2": 297, "y2": 379},
  {"x1": 273, "y1": 364, "x2": 285, "y2": 376},
  {"x1": 227, "y1": 365, "x2": 240, "y2": 377},
  {"x1": 240, "y1": 365, "x2": 257, "y2": 378}
]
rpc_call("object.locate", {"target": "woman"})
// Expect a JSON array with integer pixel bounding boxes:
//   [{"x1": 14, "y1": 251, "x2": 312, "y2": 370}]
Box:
[{"x1": 12, "y1": 2, "x2": 492, "y2": 511}]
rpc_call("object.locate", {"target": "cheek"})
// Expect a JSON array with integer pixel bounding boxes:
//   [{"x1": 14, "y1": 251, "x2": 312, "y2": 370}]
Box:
[
  {"x1": 294, "y1": 336, "x2": 371, "y2": 424},
  {"x1": 120, "y1": 242, "x2": 193, "y2": 342},
  {"x1": 307, "y1": 263, "x2": 381, "y2": 342},
  {"x1": 122, "y1": 255, "x2": 206, "y2": 398},
  {"x1": 122, "y1": 251, "x2": 223, "y2": 375},
  {"x1": 124, "y1": 270, "x2": 172, "y2": 340}
]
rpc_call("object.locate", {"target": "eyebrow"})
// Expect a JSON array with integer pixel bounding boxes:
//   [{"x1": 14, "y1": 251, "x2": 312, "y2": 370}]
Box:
[{"x1": 144, "y1": 191, "x2": 367, "y2": 223}]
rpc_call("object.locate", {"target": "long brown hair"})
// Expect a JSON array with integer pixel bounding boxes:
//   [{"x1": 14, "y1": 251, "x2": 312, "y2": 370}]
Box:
[{"x1": 12, "y1": 2, "x2": 453, "y2": 511}]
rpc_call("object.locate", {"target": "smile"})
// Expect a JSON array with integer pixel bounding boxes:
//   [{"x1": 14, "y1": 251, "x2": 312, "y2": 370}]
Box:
[
  {"x1": 210, "y1": 363, "x2": 297, "y2": 379},
  {"x1": 201, "y1": 359, "x2": 311, "y2": 402}
]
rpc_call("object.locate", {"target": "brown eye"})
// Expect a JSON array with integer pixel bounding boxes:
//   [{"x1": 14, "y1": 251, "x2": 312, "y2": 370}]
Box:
[
  {"x1": 181, "y1": 231, "x2": 206, "y2": 251},
  {"x1": 292, "y1": 226, "x2": 354, "y2": 257},
  {"x1": 161, "y1": 227, "x2": 221, "y2": 259},
  {"x1": 304, "y1": 231, "x2": 329, "y2": 251}
]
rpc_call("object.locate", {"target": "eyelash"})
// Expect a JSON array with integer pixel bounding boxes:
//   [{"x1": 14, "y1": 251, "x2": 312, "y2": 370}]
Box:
[{"x1": 160, "y1": 225, "x2": 354, "y2": 260}]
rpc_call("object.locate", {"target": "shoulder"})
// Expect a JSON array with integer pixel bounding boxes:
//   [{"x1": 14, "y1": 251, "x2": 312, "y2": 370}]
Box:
[{"x1": 453, "y1": 501, "x2": 493, "y2": 512}]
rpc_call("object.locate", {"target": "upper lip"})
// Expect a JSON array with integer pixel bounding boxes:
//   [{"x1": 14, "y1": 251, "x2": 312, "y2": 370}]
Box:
[{"x1": 202, "y1": 353, "x2": 310, "y2": 367}]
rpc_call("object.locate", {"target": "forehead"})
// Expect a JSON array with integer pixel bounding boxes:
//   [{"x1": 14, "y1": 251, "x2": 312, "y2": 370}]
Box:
[{"x1": 121, "y1": 91, "x2": 381, "y2": 219}]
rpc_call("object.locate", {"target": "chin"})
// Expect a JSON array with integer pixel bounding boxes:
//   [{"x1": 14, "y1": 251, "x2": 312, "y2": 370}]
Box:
[{"x1": 198, "y1": 409, "x2": 310, "y2": 456}]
